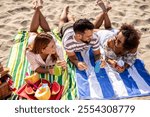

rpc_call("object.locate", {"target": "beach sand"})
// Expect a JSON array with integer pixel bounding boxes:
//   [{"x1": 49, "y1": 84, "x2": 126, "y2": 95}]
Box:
[{"x1": 0, "y1": 0, "x2": 150, "y2": 99}]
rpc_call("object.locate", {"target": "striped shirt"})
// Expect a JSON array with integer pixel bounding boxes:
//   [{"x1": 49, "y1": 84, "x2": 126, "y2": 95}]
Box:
[{"x1": 62, "y1": 28, "x2": 100, "y2": 52}]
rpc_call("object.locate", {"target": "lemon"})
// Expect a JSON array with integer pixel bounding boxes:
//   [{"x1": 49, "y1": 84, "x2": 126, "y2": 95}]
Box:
[
  {"x1": 24, "y1": 73, "x2": 40, "y2": 84},
  {"x1": 34, "y1": 84, "x2": 51, "y2": 100}
]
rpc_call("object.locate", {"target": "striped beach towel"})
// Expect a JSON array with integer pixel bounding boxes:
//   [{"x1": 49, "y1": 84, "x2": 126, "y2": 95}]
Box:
[
  {"x1": 7, "y1": 30, "x2": 150, "y2": 100},
  {"x1": 7, "y1": 30, "x2": 77, "y2": 100},
  {"x1": 75, "y1": 48, "x2": 150, "y2": 99}
]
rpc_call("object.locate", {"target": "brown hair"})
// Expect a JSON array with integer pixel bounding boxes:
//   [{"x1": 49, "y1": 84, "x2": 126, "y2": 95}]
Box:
[
  {"x1": 120, "y1": 23, "x2": 141, "y2": 51},
  {"x1": 30, "y1": 33, "x2": 58, "y2": 62}
]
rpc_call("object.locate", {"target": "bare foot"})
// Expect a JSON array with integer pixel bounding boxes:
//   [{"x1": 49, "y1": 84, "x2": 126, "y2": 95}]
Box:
[
  {"x1": 33, "y1": 0, "x2": 43, "y2": 9},
  {"x1": 33, "y1": 0, "x2": 38, "y2": 10},
  {"x1": 37, "y1": 0, "x2": 43, "y2": 9},
  {"x1": 106, "y1": 1, "x2": 112, "y2": 12},
  {"x1": 66, "y1": 6, "x2": 75, "y2": 22},
  {"x1": 60, "y1": 6, "x2": 70, "y2": 22},
  {"x1": 96, "y1": 0, "x2": 107, "y2": 12},
  {"x1": 64, "y1": 6, "x2": 70, "y2": 15}
]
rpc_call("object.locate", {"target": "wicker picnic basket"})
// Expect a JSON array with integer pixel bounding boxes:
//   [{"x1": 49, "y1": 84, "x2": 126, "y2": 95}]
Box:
[{"x1": 0, "y1": 62, "x2": 12, "y2": 99}]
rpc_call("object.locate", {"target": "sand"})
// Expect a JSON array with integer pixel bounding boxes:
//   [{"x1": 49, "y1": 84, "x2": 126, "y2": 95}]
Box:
[{"x1": 0, "y1": 0, "x2": 150, "y2": 99}]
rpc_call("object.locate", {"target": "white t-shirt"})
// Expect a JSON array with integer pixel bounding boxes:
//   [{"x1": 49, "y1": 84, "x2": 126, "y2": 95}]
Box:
[{"x1": 26, "y1": 32, "x2": 65, "y2": 71}]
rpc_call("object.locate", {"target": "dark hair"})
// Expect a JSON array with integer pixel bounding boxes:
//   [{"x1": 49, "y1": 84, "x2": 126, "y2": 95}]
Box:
[
  {"x1": 73, "y1": 19, "x2": 94, "y2": 33},
  {"x1": 120, "y1": 23, "x2": 141, "y2": 51},
  {"x1": 30, "y1": 33, "x2": 58, "y2": 62}
]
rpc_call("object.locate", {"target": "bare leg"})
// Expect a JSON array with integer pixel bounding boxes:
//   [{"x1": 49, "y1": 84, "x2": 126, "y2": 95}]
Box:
[
  {"x1": 39, "y1": 10, "x2": 51, "y2": 32},
  {"x1": 30, "y1": 8, "x2": 40, "y2": 32},
  {"x1": 58, "y1": 6, "x2": 70, "y2": 30},
  {"x1": 30, "y1": 0, "x2": 50, "y2": 32},
  {"x1": 67, "y1": 13, "x2": 75, "y2": 22},
  {"x1": 93, "y1": 12, "x2": 105, "y2": 29},
  {"x1": 93, "y1": 0, "x2": 107, "y2": 29},
  {"x1": 104, "y1": 12, "x2": 111, "y2": 29},
  {"x1": 93, "y1": 0, "x2": 112, "y2": 29},
  {"x1": 37, "y1": 0, "x2": 50, "y2": 32},
  {"x1": 104, "y1": 0, "x2": 112, "y2": 29}
]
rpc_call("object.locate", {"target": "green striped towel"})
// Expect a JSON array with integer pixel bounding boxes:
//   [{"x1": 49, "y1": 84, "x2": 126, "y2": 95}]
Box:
[{"x1": 6, "y1": 30, "x2": 77, "y2": 100}]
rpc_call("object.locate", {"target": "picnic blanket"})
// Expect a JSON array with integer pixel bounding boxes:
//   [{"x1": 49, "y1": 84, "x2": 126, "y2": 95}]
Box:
[
  {"x1": 6, "y1": 30, "x2": 77, "y2": 100},
  {"x1": 75, "y1": 48, "x2": 150, "y2": 99},
  {"x1": 6, "y1": 30, "x2": 150, "y2": 100}
]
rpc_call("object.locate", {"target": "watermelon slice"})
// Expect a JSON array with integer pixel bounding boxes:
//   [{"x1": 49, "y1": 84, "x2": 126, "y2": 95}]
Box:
[
  {"x1": 51, "y1": 82, "x2": 60, "y2": 95},
  {"x1": 25, "y1": 85, "x2": 35, "y2": 95}
]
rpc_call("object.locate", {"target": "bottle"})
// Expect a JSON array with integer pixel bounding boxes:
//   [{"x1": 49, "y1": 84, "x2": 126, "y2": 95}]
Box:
[{"x1": 94, "y1": 60, "x2": 101, "y2": 73}]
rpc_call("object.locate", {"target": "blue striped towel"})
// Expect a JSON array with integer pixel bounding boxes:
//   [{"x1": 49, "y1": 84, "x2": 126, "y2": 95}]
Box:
[{"x1": 75, "y1": 48, "x2": 150, "y2": 99}]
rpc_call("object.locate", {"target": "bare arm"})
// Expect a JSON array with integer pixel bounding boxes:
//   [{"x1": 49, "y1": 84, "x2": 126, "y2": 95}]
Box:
[
  {"x1": 107, "y1": 58, "x2": 130, "y2": 72},
  {"x1": 35, "y1": 66, "x2": 49, "y2": 74},
  {"x1": 66, "y1": 51, "x2": 88, "y2": 70},
  {"x1": 35, "y1": 66, "x2": 54, "y2": 75},
  {"x1": 66, "y1": 51, "x2": 79, "y2": 66}
]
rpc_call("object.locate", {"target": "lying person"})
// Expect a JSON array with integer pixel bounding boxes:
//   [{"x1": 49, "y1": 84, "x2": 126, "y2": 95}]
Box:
[
  {"x1": 94, "y1": 0, "x2": 141, "y2": 72},
  {"x1": 26, "y1": 0, "x2": 66, "y2": 74},
  {"x1": 59, "y1": 6, "x2": 101, "y2": 71}
]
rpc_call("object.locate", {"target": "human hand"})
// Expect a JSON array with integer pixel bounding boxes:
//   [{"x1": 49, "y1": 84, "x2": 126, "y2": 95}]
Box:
[
  {"x1": 100, "y1": 59, "x2": 106, "y2": 68},
  {"x1": 49, "y1": 68, "x2": 54, "y2": 75},
  {"x1": 115, "y1": 65, "x2": 125, "y2": 73},
  {"x1": 107, "y1": 59, "x2": 117, "y2": 68},
  {"x1": 56, "y1": 60, "x2": 67, "y2": 69},
  {"x1": 77, "y1": 62, "x2": 88, "y2": 71}
]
